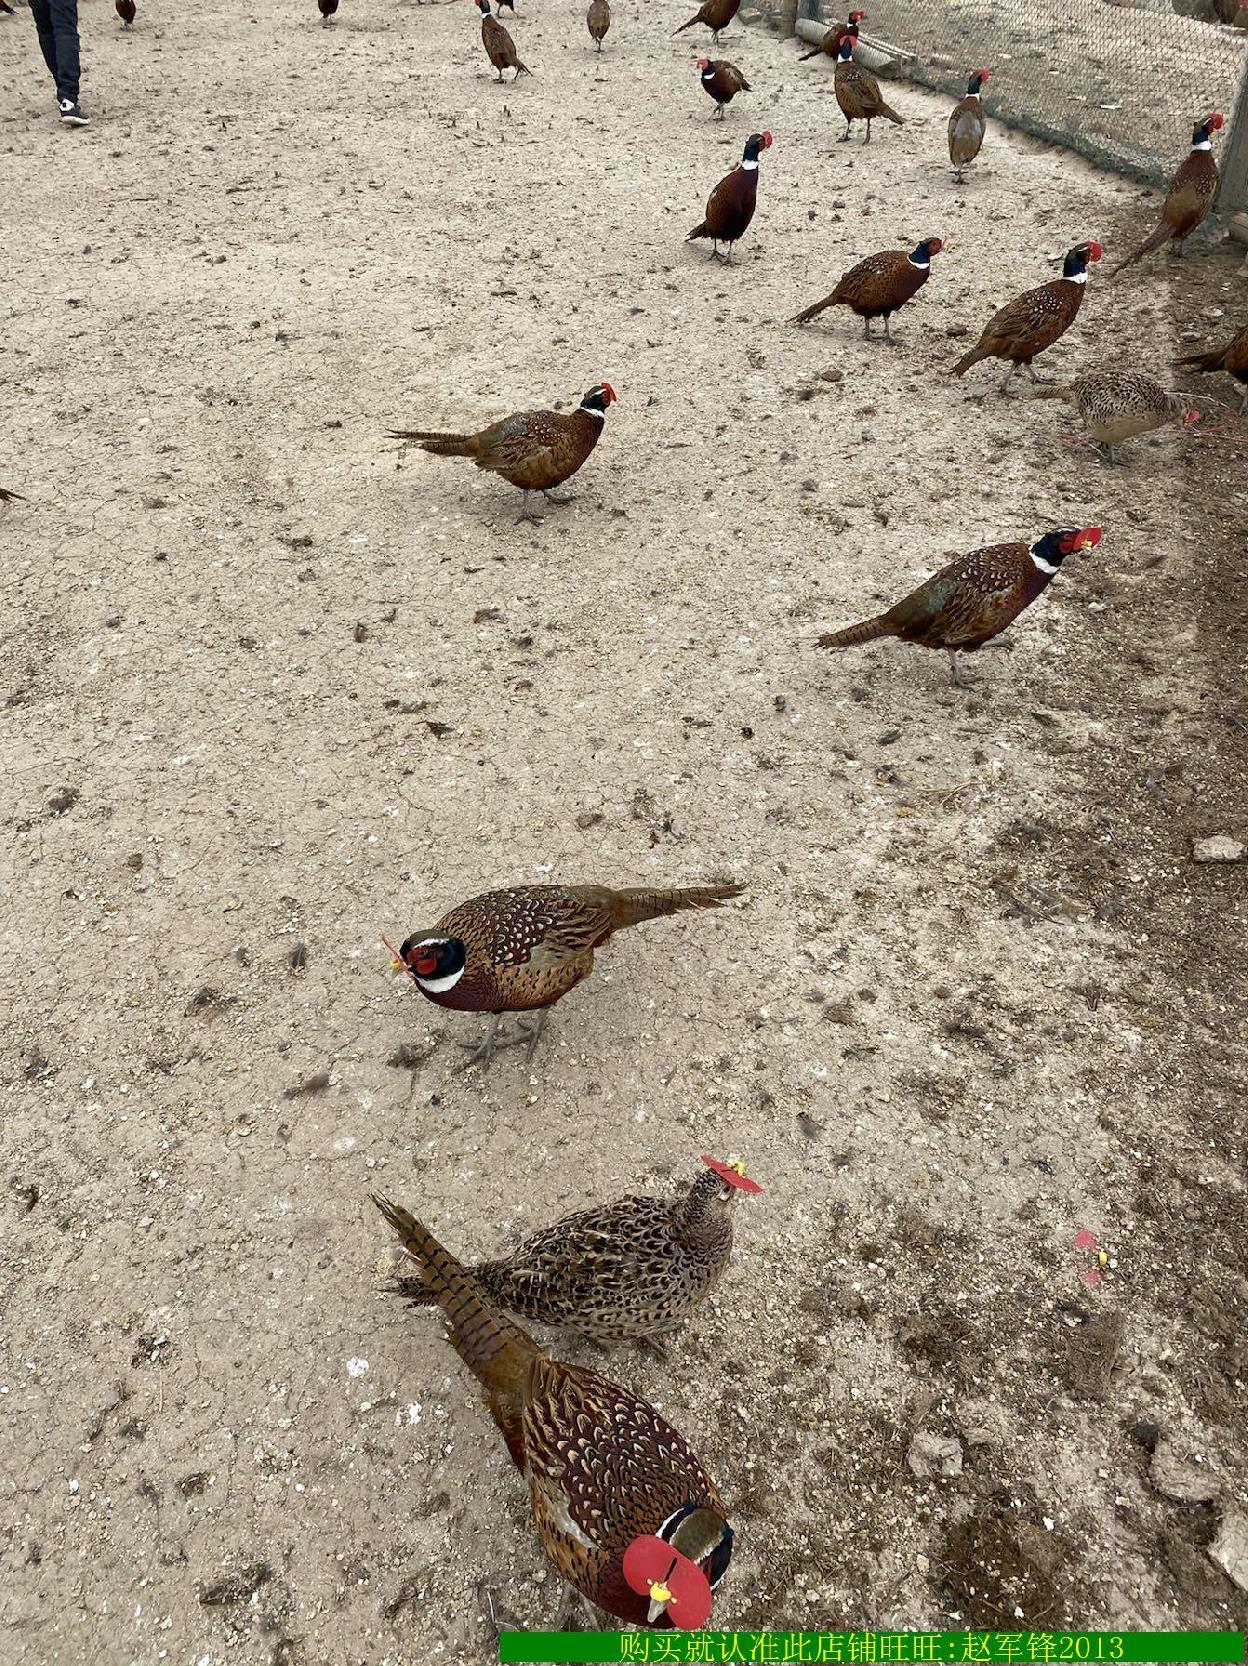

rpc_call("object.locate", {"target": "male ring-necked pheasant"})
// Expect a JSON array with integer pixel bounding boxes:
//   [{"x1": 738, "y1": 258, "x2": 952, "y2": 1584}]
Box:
[
  {"x1": 792, "y1": 237, "x2": 942, "y2": 342},
  {"x1": 834, "y1": 35, "x2": 903, "y2": 143},
  {"x1": 1113, "y1": 113, "x2": 1223, "y2": 273},
  {"x1": 687, "y1": 132, "x2": 773, "y2": 261},
  {"x1": 475, "y1": 0, "x2": 531, "y2": 81},
  {"x1": 389, "y1": 382, "x2": 614, "y2": 524},
  {"x1": 374, "y1": 1198, "x2": 735, "y2": 1628},
  {"x1": 697, "y1": 58, "x2": 750, "y2": 119},
  {"x1": 816, "y1": 526, "x2": 1103, "y2": 686},
  {"x1": 948, "y1": 68, "x2": 990, "y2": 180},
  {"x1": 798, "y1": 8, "x2": 864, "y2": 64},
  {"x1": 388, "y1": 1155, "x2": 763, "y2": 1343},
  {"x1": 952, "y1": 241, "x2": 1102, "y2": 393},
  {"x1": 1177, "y1": 321, "x2": 1248, "y2": 413},
  {"x1": 388, "y1": 879, "x2": 745, "y2": 1067}
]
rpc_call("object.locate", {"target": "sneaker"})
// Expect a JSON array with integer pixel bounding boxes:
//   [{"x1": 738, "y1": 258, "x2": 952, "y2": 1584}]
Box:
[{"x1": 58, "y1": 99, "x2": 90, "y2": 126}]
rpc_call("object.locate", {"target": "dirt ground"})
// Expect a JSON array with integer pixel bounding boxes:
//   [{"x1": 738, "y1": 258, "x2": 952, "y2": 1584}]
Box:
[{"x1": 2, "y1": 1, "x2": 1247, "y2": 1663}]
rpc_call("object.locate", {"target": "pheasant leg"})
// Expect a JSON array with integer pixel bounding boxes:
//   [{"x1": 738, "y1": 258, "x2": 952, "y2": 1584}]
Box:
[
  {"x1": 998, "y1": 361, "x2": 1020, "y2": 396},
  {"x1": 1024, "y1": 361, "x2": 1052, "y2": 385},
  {"x1": 839, "y1": 118, "x2": 852, "y2": 142},
  {"x1": 948, "y1": 650, "x2": 975, "y2": 689},
  {"x1": 882, "y1": 315, "x2": 897, "y2": 346},
  {"x1": 521, "y1": 1007, "x2": 549, "y2": 1065},
  {"x1": 516, "y1": 492, "x2": 546, "y2": 526},
  {"x1": 864, "y1": 118, "x2": 872, "y2": 144},
  {"x1": 1097, "y1": 442, "x2": 1120, "y2": 466},
  {"x1": 455, "y1": 1013, "x2": 503, "y2": 1072}
]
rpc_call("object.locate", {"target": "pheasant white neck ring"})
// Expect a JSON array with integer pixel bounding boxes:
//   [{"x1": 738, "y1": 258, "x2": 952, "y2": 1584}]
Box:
[{"x1": 1029, "y1": 542, "x2": 1059, "y2": 575}]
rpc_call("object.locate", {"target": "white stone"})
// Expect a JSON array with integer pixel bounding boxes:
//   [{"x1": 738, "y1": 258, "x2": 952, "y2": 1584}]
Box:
[
  {"x1": 1209, "y1": 1511, "x2": 1248, "y2": 1593},
  {"x1": 1192, "y1": 835, "x2": 1246, "y2": 864},
  {"x1": 906, "y1": 1431, "x2": 963, "y2": 1479}
]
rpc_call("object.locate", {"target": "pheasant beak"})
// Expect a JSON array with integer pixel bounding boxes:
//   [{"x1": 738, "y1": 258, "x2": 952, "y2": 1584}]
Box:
[
  {"x1": 646, "y1": 1582, "x2": 674, "y2": 1623},
  {"x1": 1077, "y1": 527, "x2": 1103, "y2": 553},
  {"x1": 380, "y1": 934, "x2": 409, "y2": 976}
]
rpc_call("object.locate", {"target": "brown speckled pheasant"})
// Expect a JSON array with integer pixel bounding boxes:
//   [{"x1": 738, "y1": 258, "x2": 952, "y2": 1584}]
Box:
[
  {"x1": 1032, "y1": 370, "x2": 1197, "y2": 463},
  {"x1": 373, "y1": 1198, "x2": 734, "y2": 1628},
  {"x1": 697, "y1": 57, "x2": 749, "y2": 119},
  {"x1": 798, "y1": 8, "x2": 864, "y2": 63},
  {"x1": 389, "y1": 382, "x2": 614, "y2": 524},
  {"x1": 952, "y1": 241, "x2": 1102, "y2": 393},
  {"x1": 1113, "y1": 114, "x2": 1223, "y2": 273},
  {"x1": 389, "y1": 879, "x2": 745, "y2": 1066},
  {"x1": 1177, "y1": 321, "x2": 1248, "y2": 413},
  {"x1": 948, "y1": 68, "x2": 989, "y2": 180},
  {"x1": 475, "y1": 0, "x2": 531, "y2": 81},
  {"x1": 388, "y1": 1156, "x2": 763, "y2": 1342},
  {"x1": 792, "y1": 238, "x2": 941, "y2": 342},
  {"x1": 587, "y1": 0, "x2": 610, "y2": 49},
  {"x1": 816, "y1": 526, "x2": 1103, "y2": 686},
  {"x1": 834, "y1": 36, "x2": 903, "y2": 143},
  {"x1": 673, "y1": 0, "x2": 740, "y2": 44}
]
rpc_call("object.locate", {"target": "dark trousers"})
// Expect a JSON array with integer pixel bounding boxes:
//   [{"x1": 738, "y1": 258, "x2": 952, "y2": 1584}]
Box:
[{"x1": 30, "y1": 0, "x2": 81, "y2": 105}]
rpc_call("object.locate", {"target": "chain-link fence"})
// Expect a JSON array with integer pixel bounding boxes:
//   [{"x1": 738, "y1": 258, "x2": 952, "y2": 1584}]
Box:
[{"x1": 780, "y1": 0, "x2": 1248, "y2": 212}]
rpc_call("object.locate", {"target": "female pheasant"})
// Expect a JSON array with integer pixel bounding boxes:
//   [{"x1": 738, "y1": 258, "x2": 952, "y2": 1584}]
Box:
[
  {"x1": 389, "y1": 879, "x2": 745, "y2": 1067},
  {"x1": 587, "y1": 0, "x2": 610, "y2": 50},
  {"x1": 373, "y1": 1198, "x2": 735, "y2": 1628},
  {"x1": 952, "y1": 241, "x2": 1102, "y2": 393},
  {"x1": 1032, "y1": 370, "x2": 1197, "y2": 464},
  {"x1": 792, "y1": 237, "x2": 942, "y2": 343},
  {"x1": 388, "y1": 382, "x2": 614, "y2": 525},
  {"x1": 816, "y1": 526, "x2": 1103, "y2": 686},
  {"x1": 1113, "y1": 113, "x2": 1223, "y2": 273},
  {"x1": 834, "y1": 36, "x2": 903, "y2": 143},
  {"x1": 948, "y1": 68, "x2": 990, "y2": 180},
  {"x1": 388, "y1": 1156, "x2": 763, "y2": 1342}
]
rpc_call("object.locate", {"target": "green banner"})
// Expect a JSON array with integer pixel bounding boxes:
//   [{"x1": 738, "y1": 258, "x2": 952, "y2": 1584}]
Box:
[{"x1": 497, "y1": 1632, "x2": 1245, "y2": 1664}]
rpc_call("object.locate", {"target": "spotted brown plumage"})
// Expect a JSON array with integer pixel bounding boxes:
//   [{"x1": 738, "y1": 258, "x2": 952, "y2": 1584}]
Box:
[
  {"x1": 1177, "y1": 321, "x2": 1248, "y2": 413},
  {"x1": 697, "y1": 57, "x2": 749, "y2": 119},
  {"x1": 394, "y1": 878, "x2": 745, "y2": 1066},
  {"x1": 687, "y1": 132, "x2": 772, "y2": 261},
  {"x1": 792, "y1": 238, "x2": 941, "y2": 342},
  {"x1": 389, "y1": 382, "x2": 614, "y2": 524},
  {"x1": 587, "y1": 0, "x2": 610, "y2": 49},
  {"x1": 952, "y1": 241, "x2": 1102, "y2": 393},
  {"x1": 1032, "y1": 370, "x2": 1197, "y2": 463},
  {"x1": 834, "y1": 37, "x2": 903, "y2": 143},
  {"x1": 798, "y1": 9, "x2": 863, "y2": 63},
  {"x1": 373, "y1": 1198, "x2": 735, "y2": 1628},
  {"x1": 1113, "y1": 114, "x2": 1222, "y2": 274},
  {"x1": 816, "y1": 527, "x2": 1103, "y2": 686},
  {"x1": 673, "y1": 0, "x2": 741, "y2": 44},
  {"x1": 948, "y1": 68, "x2": 989, "y2": 179},
  {"x1": 475, "y1": 0, "x2": 530, "y2": 81},
  {"x1": 388, "y1": 1158, "x2": 761, "y2": 1341}
]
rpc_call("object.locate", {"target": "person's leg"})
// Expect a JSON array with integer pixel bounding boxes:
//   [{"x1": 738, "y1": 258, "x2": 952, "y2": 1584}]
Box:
[
  {"x1": 28, "y1": 0, "x2": 62, "y2": 93},
  {"x1": 48, "y1": 0, "x2": 81, "y2": 106}
]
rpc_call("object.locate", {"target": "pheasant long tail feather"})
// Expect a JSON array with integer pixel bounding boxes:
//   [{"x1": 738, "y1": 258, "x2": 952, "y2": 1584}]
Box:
[
  {"x1": 791, "y1": 293, "x2": 836, "y2": 325},
  {"x1": 388, "y1": 428, "x2": 481, "y2": 457},
  {"x1": 1028, "y1": 384, "x2": 1075, "y2": 403},
  {"x1": 673, "y1": 13, "x2": 698, "y2": 30},
  {"x1": 607, "y1": 881, "x2": 746, "y2": 930},
  {"x1": 879, "y1": 102, "x2": 904, "y2": 125},
  {"x1": 1112, "y1": 221, "x2": 1169, "y2": 276},
  {"x1": 817, "y1": 615, "x2": 894, "y2": 650},
  {"x1": 1175, "y1": 344, "x2": 1228, "y2": 372},
  {"x1": 797, "y1": 44, "x2": 820, "y2": 59},
  {"x1": 687, "y1": 221, "x2": 710, "y2": 242},
  {"x1": 951, "y1": 343, "x2": 991, "y2": 377},
  {"x1": 372, "y1": 1198, "x2": 539, "y2": 1391}
]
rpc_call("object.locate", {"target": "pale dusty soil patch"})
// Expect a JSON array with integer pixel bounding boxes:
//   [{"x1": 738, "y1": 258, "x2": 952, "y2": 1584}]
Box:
[{"x1": 1, "y1": 3, "x2": 1246, "y2": 1664}]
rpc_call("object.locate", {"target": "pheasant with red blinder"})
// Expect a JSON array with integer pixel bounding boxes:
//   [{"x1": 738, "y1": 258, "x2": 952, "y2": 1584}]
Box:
[
  {"x1": 948, "y1": 68, "x2": 990, "y2": 180},
  {"x1": 816, "y1": 526, "x2": 1103, "y2": 687},
  {"x1": 387, "y1": 878, "x2": 745, "y2": 1067},
  {"x1": 792, "y1": 237, "x2": 942, "y2": 343},
  {"x1": 698, "y1": 58, "x2": 750, "y2": 119},
  {"x1": 389, "y1": 382, "x2": 614, "y2": 524},
  {"x1": 834, "y1": 36, "x2": 903, "y2": 143},
  {"x1": 798, "y1": 8, "x2": 864, "y2": 64},
  {"x1": 687, "y1": 131, "x2": 773, "y2": 261},
  {"x1": 1114, "y1": 113, "x2": 1223, "y2": 273},
  {"x1": 673, "y1": 0, "x2": 741, "y2": 44},
  {"x1": 388, "y1": 1155, "x2": 762, "y2": 1344},
  {"x1": 952, "y1": 241, "x2": 1102, "y2": 393},
  {"x1": 373, "y1": 1199, "x2": 735, "y2": 1628},
  {"x1": 474, "y1": 0, "x2": 531, "y2": 82}
]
